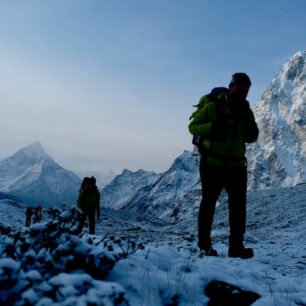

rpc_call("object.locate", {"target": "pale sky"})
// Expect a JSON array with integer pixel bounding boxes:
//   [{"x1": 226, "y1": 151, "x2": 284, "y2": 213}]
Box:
[{"x1": 0, "y1": 0, "x2": 305, "y2": 173}]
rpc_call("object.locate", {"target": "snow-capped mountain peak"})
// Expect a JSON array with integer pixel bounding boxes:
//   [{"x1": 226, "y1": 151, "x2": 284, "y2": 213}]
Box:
[
  {"x1": 6, "y1": 141, "x2": 53, "y2": 165},
  {"x1": 247, "y1": 50, "x2": 306, "y2": 189},
  {"x1": 21, "y1": 141, "x2": 48, "y2": 157},
  {"x1": 167, "y1": 150, "x2": 198, "y2": 173},
  {"x1": 0, "y1": 142, "x2": 81, "y2": 207}
]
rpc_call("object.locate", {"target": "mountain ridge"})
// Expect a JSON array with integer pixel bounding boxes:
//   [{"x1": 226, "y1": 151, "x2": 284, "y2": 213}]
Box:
[{"x1": 101, "y1": 51, "x2": 306, "y2": 223}]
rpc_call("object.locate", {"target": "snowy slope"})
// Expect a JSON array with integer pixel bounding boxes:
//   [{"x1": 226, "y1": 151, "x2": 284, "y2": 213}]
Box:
[
  {"x1": 0, "y1": 142, "x2": 82, "y2": 207},
  {"x1": 0, "y1": 184, "x2": 305, "y2": 305},
  {"x1": 101, "y1": 169, "x2": 161, "y2": 210},
  {"x1": 122, "y1": 151, "x2": 200, "y2": 220},
  {"x1": 247, "y1": 50, "x2": 306, "y2": 189},
  {"x1": 106, "y1": 151, "x2": 228, "y2": 224},
  {"x1": 0, "y1": 199, "x2": 26, "y2": 229}
]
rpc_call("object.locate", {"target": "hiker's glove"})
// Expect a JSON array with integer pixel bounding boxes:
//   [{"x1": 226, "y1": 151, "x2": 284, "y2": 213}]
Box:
[{"x1": 212, "y1": 120, "x2": 228, "y2": 139}]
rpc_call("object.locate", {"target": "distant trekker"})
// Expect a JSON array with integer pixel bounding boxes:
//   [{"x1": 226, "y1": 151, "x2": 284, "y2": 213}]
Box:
[
  {"x1": 62, "y1": 202, "x2": 68, "y2": 211},
  {"x1": 76, "y1": 176, "x2": 100, "y2": 235},
  {"x1": 33, "y1": 203, "x2": 43, "y2": 224},
  {"x1": 189, "y1": 73, "x2": 259, "y2": 259},
  {"x1": 25, "y1": 207, "x2": 33, "y2": 227}
]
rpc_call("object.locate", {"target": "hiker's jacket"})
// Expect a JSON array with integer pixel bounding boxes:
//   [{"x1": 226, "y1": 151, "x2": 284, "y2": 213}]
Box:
[
  {"x1": 189, "y1": 91, "x2": 259, "y2": 167},
  {"x1": 77, "y1": 186, "x2": 100, "y2": 216}
]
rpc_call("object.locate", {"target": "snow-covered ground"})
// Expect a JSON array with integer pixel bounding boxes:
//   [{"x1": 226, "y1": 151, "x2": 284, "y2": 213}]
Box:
[
  {"x1": 0, "y1": 199, "x2": 27, "y2": 229},
  {"x1": 0, "y1": 184, "x2": 305, "y2": 305}
]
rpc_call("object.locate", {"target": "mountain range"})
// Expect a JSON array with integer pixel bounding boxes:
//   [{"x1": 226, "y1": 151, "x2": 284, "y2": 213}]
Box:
[
  {"x1": 100, "y1": 50, "x2": 306, "y2": 223},
  {"x1": 0, "y1": 51, "x2": 305, "y2": 217}
]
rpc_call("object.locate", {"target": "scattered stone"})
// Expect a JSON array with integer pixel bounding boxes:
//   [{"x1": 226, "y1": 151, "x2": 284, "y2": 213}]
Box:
[{"x1": 205, "y1": 280, "x2": 260, "y2": 306}]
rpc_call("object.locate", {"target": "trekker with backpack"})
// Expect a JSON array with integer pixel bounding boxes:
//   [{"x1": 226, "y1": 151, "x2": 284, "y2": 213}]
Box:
[
  {"x1": 189, "y1": 73, "x2": 259, "y2": 259},
  {"x1": 76, "y1": 176, "x2": 100, "y2": 235}
]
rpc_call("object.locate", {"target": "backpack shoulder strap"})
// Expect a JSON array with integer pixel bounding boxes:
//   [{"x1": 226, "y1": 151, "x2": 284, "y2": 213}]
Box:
[{"x1": 210, "y1": 90, "x2": 228, "y2": 120}]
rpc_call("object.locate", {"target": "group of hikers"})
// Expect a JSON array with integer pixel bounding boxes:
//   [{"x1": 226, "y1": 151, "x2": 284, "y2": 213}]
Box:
[
  {"x1": 24, "y1": 72, "x2": 258, "y2": 259},
  {"x1": 25, "y1": 176, "x2": 100, "y2": 235}
]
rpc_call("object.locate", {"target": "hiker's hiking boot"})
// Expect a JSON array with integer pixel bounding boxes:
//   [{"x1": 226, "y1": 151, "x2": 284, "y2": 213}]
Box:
[
  {"x1": 228, "y1": 245, "x2": 254, "y2": 259},
  {"x1": 199, "y1": 245, "x2": 218, "y2": 256},
  {"x1": 203, "y1": 247, "x2": 218, "y2": 256}
]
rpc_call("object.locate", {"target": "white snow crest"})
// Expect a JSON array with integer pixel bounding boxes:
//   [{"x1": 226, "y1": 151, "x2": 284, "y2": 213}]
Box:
[{"x1": 247, "y1": 50, "x2": 306, "y2": 189}]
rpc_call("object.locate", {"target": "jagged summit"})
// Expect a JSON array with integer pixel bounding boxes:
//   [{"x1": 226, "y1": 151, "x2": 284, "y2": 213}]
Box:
[
  {"x1": 7, "y1": 141, "x2": 51, "y2": 165},
  {"x1": 121, "y1": 169, "x2": 132, "y2": 175},
  {"x1": 168, "y1": 150, "x2": 198, "y2": 173},
  {"x1": 121, "y1": 168, "x2": 157, "y2": 176},
  {"x1": 25, "y1": 141, "x2": 46, "y2": 153},
  {"x1": 247, "y1": 50, "x2": 306, "y2": 189},
  {"x1": 269, "y1": 50, "x2": 305, "y2": 101},
  {"x1": 101, "y1": 168, "x2": 160, "y2": 210}
]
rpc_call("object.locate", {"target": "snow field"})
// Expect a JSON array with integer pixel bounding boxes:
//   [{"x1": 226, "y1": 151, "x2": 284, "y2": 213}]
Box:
[{"x1": 0, "y1": 183, "x2": 305, "y2": 305}]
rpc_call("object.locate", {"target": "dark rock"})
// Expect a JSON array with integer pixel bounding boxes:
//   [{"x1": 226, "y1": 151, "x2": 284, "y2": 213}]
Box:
[{"x1": 205, "y1": 280, "x2": 260, "y2": 306}]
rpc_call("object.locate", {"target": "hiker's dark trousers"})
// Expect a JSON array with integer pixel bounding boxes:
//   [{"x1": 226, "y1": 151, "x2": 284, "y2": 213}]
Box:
[
  {"x1": 198, "y1": 159, "x2": 247, "y2": 249},
  {"x1": 25, "y1": 216, "x2": 31, "y2": 227},
  {"x1": 77, "y1": 210, "x2": 96, "y2": 235}
]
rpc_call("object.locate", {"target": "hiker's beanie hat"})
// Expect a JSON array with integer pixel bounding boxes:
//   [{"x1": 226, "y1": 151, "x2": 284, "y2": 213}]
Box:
[
  {"x1": 230, "y1": 73, "x2": 251, "y2": 86},
  {"x1": 90, "y1": 176, "x2": 96, "y2": 185}
]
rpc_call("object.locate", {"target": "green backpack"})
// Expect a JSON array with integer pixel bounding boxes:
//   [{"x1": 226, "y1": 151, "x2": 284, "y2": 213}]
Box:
[{"x1": 190, "y1": 87, "x2": 228, "y2": 155}]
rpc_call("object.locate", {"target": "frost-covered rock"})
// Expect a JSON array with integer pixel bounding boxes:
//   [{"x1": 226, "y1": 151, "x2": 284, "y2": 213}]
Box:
[{"x1": 205, "y1": 280, "x2": 260, "y2": 305}]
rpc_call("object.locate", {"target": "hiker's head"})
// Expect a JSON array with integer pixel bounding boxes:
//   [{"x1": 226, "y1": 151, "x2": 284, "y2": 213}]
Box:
[
  {"x1": 81, "y1": 177, "x2": 90, "y2": 189},
  {"x1": 229, "y1": 73, "x2": 251, "y2": 99},
  {"x1": 89, "y1": 176, "x2": 96, "y2": 186}
]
